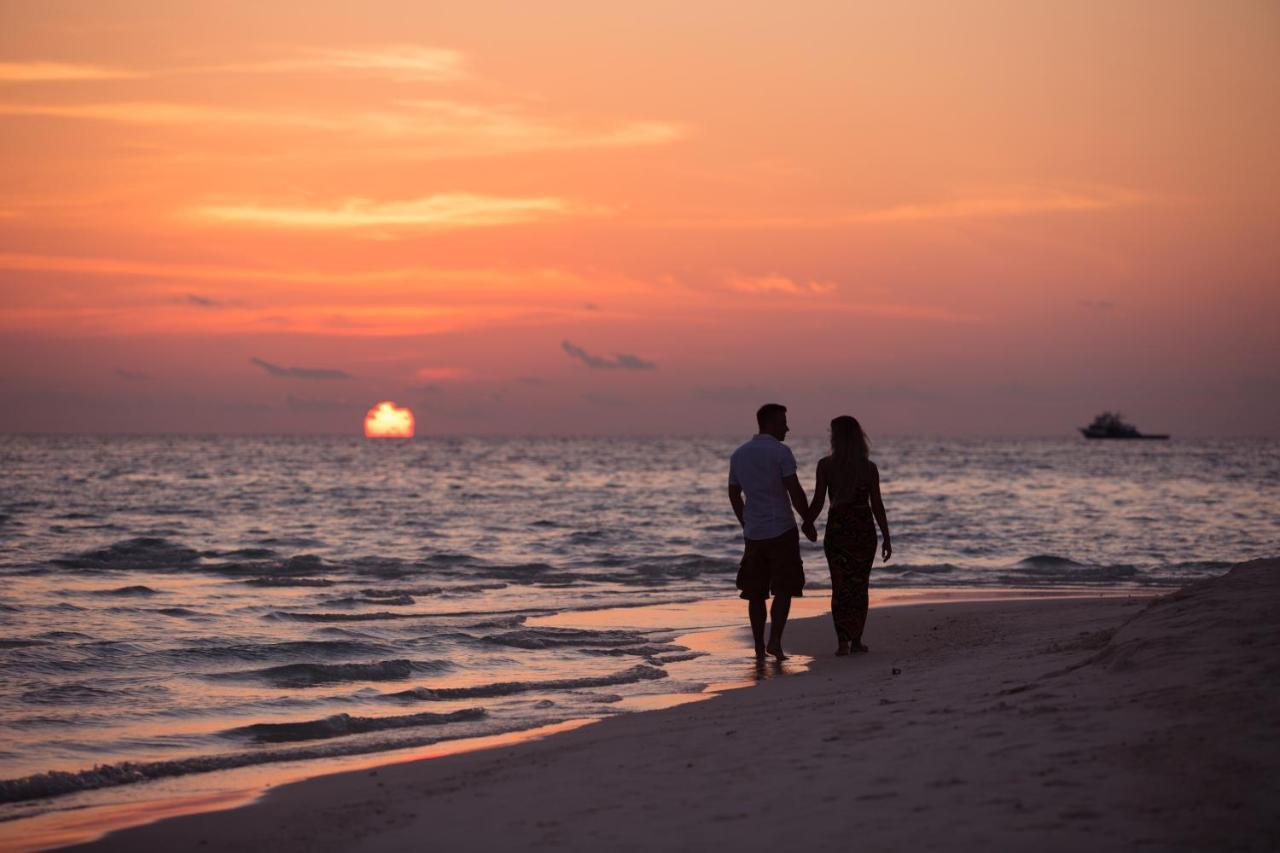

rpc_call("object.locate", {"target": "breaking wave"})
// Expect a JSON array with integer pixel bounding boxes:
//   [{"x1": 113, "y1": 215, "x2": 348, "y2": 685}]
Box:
[
  {"x1": 385, "y1": 664, "x2": 667, "y2": 701},
  {"x1": 224, "y1": 707, "x2": 486, "y2": 744},
  {"x1": 207, "y1": 659, "x2": 450, "y2": 688},
  {"x1": 0, "y1": 716, "x2": 513, "y2": 805}
]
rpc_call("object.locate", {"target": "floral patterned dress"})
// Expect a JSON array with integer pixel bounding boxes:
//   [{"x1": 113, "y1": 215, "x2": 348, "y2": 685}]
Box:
[{"x1": 823, "y1": 460, "x2": 878, "y2": 645}]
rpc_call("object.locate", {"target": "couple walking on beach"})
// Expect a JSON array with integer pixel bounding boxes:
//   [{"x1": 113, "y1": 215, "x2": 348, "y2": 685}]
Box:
[{"x1": 728, "y1": 404, "x2": 891, "y2": 659}]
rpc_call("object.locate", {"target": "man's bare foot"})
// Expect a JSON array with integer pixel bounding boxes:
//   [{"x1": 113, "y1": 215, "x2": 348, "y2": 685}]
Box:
[
  {"x1": 754, "y1": 647, "x2": 767, "y2": 661},
  {"x1": 765, "y1": 644, "x2": 788, "y2": 661},
  {"x1": 853, "y1": 643, "x2": 869, "y2": 653},
  {"x1": 836, "y1": 641, "x2": 851, "y2": 656}
]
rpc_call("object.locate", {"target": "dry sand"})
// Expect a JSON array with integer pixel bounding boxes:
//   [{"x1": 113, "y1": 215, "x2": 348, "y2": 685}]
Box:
[{"x1": 67, "y1": 560, "x2": 1280, "y2": 852}]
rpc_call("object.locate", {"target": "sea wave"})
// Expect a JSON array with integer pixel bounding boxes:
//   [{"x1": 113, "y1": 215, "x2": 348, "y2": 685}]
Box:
[
  {"x1": 207, "y1": 659, "x2": 450, "y2": 688},
  {"x1": 580, "y1": 644, "x2": 689, "y2": 658},
  {"x1": 0, "y1": 716, "x2": 520, "y2": 805},
  {"x1": 54, "y1": 538, "x2": 200, "y2": 571},
  {"x1": 877, "y1": 563, "x2": 959, "y2": 575},
  {"x1": 324, "y1": 594, "x2": 416, "y2": 607},
  {"x1": 224, "y1": 707, "x2": 486, "y2": 744},
  {"x1": 271, "y1": 611, "x2": 423, "y2": 622},
  {"x1": 154, "y1": 639, "x2": 393, "y2": 664},
  {"x1": 96, "y1": 585, "x2": 161, "y2": 596},
  {"x1": 21, "y1": 682, "x2": 170, "y2": 705},
  {"x1": 385, "y1": 663, "x2": 667, "y2": 700},
  {"x1": 1003, "y1": 555, "x2": 1140, "y2": 583},
  {"x1": 481, "y1": 627, "x2": 648, "y2": 650}
]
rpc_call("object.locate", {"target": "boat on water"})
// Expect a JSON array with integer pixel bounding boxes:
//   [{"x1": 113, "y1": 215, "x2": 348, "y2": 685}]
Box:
[{"x1": 1079, "y1": 412, "x2": 1169, "y2": 440}]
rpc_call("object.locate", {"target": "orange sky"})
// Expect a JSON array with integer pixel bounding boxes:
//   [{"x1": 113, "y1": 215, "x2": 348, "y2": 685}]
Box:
[{"x1": 2, "y1": 1, "x2": 1277, "y2": 435}]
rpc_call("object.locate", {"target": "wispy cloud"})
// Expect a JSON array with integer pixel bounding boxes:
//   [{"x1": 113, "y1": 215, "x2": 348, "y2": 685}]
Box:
[
  {"x1": 184, "y1": 294, "x2": 224, "y2": 308},
  {"x1": 209, "y1": 46, "x2": 466, "y2": 81},
  {"x1": 250, "y1": 357, "x2": 353, "y2": 380},
  {"x1": 0, "y1": 252, "x2": 581, "y2": 288},
  {"x1": 726, "y1": 274, "x2": 836, "y2": 296},
  {"x1": 114, "y1": 368, "x2": 151, "y2": 381},
  {"x1": 0, "y1": 101, "x2": 333, "y2": 128},
  {"x1": 0, "y1": 62, "x2": 141, "y2": 81},
  {"x1": 561, "y1": 340, "x2": 656, "y2": 370},
  {"x1": 849, "y1": 187, "x2": 1151, "y2": 224},
  {"x1": 644, "y1": 187, "x2": 1154, "y2": 230},
  {"x1": 1079, "y1": 299, "x2": 1116, "y2": 311},
  {"x1": 195, "y1": 194, "x2": 590, "y2": 231},
  {"x1": 0, "y1": 98, "x2": 683, "y2": 158}
]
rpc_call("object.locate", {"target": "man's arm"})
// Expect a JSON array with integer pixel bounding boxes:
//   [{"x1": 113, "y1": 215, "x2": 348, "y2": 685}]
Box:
[
  {"x1": 728, "y1": 484, "x2": 745, "y2": 529},
  {"x1": 783, "y1": 474, "x2": 810, "y2": 522}
]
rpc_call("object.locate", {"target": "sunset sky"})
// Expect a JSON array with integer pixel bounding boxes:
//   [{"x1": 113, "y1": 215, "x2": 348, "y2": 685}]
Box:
[{"x1": 2, "y1": 1, "x2": 1277, "y2": 435}]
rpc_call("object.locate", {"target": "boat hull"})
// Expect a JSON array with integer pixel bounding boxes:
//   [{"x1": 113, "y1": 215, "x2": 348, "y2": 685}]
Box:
[{"x1": 1079, "y1": 429, "x2": 1170, "y2": 440}]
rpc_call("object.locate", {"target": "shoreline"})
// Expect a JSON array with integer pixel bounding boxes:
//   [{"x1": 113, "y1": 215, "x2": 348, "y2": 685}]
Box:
[
  {"x1": 2, "y1": 586, "x2": 1137, "y2": 851},
  {"x1": 66, "y1": 560, "x2": 1280, "y2": 850}
]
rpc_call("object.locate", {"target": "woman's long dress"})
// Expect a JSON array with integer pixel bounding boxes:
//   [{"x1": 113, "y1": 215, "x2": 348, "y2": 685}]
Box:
[{"x1": 823, "y1": 459, "x2": 878, "y2": 645}]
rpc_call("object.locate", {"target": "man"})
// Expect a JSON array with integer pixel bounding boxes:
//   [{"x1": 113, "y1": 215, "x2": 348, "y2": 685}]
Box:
[{"x1": 728, "y1": 403, "x2": 817, "y2": 661}]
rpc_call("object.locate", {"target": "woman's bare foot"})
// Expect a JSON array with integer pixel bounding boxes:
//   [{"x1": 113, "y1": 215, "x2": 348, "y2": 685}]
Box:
[
  {"x1": 853, "y1": 643, "x2": 869, "y2": 653},
  {"x1": 765, "y1": 643, "x2": 788, "y2": 661},
  {"x1": 754, "y1": 646, "x2": 767, "y2": 661},
  {"x1": 836, "y1": 641, "x2": 851, "y2": 656}
]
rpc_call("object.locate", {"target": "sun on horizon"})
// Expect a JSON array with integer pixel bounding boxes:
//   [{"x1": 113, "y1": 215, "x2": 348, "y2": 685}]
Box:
[{"x1": 364, "y1": 401, "x2": 415, "y2": 438}]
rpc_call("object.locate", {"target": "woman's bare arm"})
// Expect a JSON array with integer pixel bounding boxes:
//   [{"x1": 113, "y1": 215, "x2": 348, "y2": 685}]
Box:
[
  {"x1": 869, "y1": 462, "x2": 892, "y2": 561},
  {"x1": 808, "y1": 457, "x2": 827, "y2": 523}
]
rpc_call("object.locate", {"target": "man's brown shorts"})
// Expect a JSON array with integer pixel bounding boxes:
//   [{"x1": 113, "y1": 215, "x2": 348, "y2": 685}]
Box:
[{"x1": 736, "y1": 526, "x2": 805, "y2": 601}]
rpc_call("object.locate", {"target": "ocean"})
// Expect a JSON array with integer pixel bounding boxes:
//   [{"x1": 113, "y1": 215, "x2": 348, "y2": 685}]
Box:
[{"x1": 1, "y1": 435, "x2": 1277, "y2": 817}]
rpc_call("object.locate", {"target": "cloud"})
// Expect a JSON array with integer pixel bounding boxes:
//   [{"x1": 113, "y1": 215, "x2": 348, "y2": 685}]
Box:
[
  {"x1": 250, "y1": 357, "x2": 353, "y2": 380},
  {"x1": 726, "y1": 274, "x2": 836, "y2": 296},
  {"x1": 114, "y1": 368, "x2": 151, "y2": 381},
  {"x1": 0, "y1": 251, "x2": 580, "y2": 288},
  {"x1": 515, "y1": 376, "x2": 547, "y2": 385},
  {"x1": 643, "y1": 186, "x2": 1154, "y2": 230},
  {"x1": 1080, "y1": 299, "x2": 1116, "y2": 311},
  {"x1": 195, "y1": 193, "x2": 589, "y2": 231},
  {"x1": 561, "y1": 340, "x2": 656, "y2": 370},
  {"x1": 850, "y1": 188, "x2": 1151, "y2": 224},
  {"x1": 0, "y1": 99, "x2": 682, "y2": 159},
  {"x1": 209, "y1": 46, "x2": 466, "y2": 81},
  {"x1": 0, "y1": 47, "x2": 462, "y2": 84},
  {"x1": 0, "y1": 62, "x2": 141, "y2": 81},
  {"x1": 185, "y1": 294, "x2": 224, "y2": 308}
]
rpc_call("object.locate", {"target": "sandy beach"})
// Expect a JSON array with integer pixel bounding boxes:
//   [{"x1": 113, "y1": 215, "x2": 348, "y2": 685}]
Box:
[{"x1": 46, "y1": 558, "x2": 1276, "y2": 852}]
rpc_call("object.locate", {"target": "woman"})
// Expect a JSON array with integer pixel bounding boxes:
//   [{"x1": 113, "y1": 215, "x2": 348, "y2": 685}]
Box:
[{"x1": 808, "y1": 416, "x2": 891, "y2": 655}]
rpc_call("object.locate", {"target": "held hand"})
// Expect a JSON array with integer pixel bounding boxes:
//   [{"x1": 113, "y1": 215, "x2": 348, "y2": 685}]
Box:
[
  {"x1": 801, "y1": 520, "x2": 818, "y2": 542},
  {"x1": 881, "y1": 536, "x2": 892, "y2": 562}
]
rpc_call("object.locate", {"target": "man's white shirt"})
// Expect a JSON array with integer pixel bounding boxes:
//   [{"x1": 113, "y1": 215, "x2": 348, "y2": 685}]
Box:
[{"x1": 728, "y1": 434, "x2": 798, "y2": 541}]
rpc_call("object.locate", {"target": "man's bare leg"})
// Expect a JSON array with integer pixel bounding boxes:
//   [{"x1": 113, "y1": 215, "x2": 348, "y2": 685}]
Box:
[
  {"x1": 766, "y1": 594, "x2": 791, "y2": 660},
  {"x1": 748, "y1": 598, "x2": 767, "y2": 659}
]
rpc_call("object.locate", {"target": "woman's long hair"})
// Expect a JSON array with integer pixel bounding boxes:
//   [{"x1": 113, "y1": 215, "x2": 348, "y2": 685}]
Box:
[
  {"x1": 830, "y1": 415, "x2": 870, "y2": 462},
  {"x1": 829, "y1": 416, "x2": 870, "y2": 500}
]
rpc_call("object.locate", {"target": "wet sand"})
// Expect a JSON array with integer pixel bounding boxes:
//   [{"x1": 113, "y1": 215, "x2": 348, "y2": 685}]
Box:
[{"x1": 55, "y1": 560, "x2": 1280, "y2": 850}]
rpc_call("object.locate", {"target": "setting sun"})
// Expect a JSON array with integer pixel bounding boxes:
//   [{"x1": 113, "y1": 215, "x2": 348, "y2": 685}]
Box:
[{"x1": 364, "y1": 401, "x2": 415, "y2": 438}]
